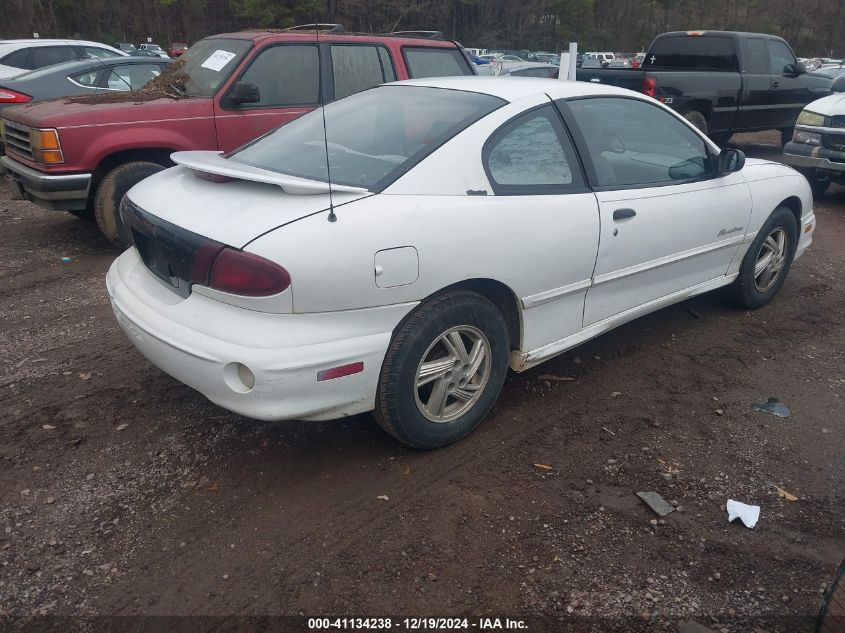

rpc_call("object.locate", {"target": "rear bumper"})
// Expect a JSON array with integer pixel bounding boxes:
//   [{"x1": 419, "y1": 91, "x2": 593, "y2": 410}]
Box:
[
  {"x1": 1, "y1": 155, "x2": 92, "y2": 211},
  {"x1": 783, "y1": 141, "x2": 845, "y2": 174},
  {"x1": 106, "y1": 248, "x2": 415, "y2": 422}
]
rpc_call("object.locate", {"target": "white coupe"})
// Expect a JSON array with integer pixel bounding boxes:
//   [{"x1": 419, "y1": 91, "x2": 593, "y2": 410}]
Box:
[{"x1": 107, "y1": 77, "x2": 816, "y2": 448}]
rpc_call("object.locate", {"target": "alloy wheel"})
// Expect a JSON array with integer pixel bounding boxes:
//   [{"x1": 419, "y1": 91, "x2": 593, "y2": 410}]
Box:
[
  {"x1": 414, "y1": 325, "x2": 492, "y2": 423},
  {"x1": 754, "y1": 227, "x2": 789, "y2": 293}
]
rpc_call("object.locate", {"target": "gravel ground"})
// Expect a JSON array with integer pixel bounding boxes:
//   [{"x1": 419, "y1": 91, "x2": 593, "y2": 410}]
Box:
[{"x1": 0, "y1": 133, "x2": 842, "y2": 633}]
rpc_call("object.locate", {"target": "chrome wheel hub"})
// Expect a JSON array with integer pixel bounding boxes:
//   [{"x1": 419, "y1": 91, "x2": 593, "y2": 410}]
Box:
[
  {"x1": 754, "y1": 228, "x2": 789, "y2": 293},
  {"x1": 414, "y1": 326, "x2": 492, "y2": 423}
]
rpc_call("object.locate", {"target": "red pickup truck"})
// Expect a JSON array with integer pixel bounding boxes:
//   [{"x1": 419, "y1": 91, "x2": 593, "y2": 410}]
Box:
[{"x1": 0, "y1": 28, "x2": 475, "y2": 244}]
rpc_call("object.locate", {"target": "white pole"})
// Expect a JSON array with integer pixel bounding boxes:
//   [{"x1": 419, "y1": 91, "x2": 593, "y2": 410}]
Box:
[{"x1": 568, "y1": 42, "x2": 578, "y2": 80}]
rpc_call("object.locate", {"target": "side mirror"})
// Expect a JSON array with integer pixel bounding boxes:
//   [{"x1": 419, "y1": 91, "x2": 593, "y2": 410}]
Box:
[
  {"x1": 227, "y1": 82, "x2": 260, "y2": 106},
  {"x1": 717, "y1": 148, "x2": 745, "y2": 174},
  {"x1": 833, "y1": 75, "x2": 845, "y2": 93},
  {"x1": 795, "y1": 61, "x2": 807, "y2": 75}
]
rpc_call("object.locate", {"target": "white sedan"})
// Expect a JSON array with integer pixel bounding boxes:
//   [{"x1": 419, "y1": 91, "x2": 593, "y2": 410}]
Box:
[{"x1": 107, "y1": 77, "x2": 816, "y2": 449}]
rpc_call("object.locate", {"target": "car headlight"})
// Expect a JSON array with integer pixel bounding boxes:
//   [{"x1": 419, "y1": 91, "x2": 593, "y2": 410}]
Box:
[
  {"x1": 797, "y1": 110, "x2": 825, "y2": 127},
  {"x1": 793, "y1": 130, "x2": 822, "y2": 146}
]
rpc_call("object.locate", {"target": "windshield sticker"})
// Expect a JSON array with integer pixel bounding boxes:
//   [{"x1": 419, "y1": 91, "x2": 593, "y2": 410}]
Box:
[{"x1": 201, "y1": 49, "x2": 236, "y2": 72}]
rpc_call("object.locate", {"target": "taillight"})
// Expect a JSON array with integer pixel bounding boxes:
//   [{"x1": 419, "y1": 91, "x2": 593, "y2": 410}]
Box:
[
  {"x1": 209, "y1": 248, "x2": 291, "y2": 297},
  {"x1": 642, "y1": 76, "x2": 658, "y2": 98},
  {"x1": 0, "y1": 89, "x2": 32, "y2": 104}
]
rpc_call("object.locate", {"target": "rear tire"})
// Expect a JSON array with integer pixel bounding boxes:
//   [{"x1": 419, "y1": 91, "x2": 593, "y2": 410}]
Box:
[
  {"x1": 375, "y1": 291, "x2": 509, "y2": 449},
  {"x1": 727, "y1": 206, "x2": 798, "y2": 309},
  {"x1": 683, "y1": 110, "x2": 708, "y2": 135},
  {"x1": 94, "y1": 161, "x2": 164, "y2": 247}
]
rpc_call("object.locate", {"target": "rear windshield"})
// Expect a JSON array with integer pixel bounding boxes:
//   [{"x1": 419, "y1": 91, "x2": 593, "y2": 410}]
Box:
[
  {"x1": 644, "y1": 36, "x2": 738, "y2": 71},
  {"x1": 179, "y1": 38, "x2": 252, "y2": 97},
  {"x1": 229, "y1": 85, "x2": 504, "y2": 191}
]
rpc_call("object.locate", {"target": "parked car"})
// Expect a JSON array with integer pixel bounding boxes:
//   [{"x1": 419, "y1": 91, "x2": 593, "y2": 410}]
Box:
[
  {"x1": 576, "y1": 31, "x2": 834, "y2": 146},
  {"x1": 0, "y1": 39, "x2": 127, "y2": 80},
  {"x1": 584, "y1": 52, "x2": 615, "y2": 67},
  {"x1": 492, "y1": 61, "x2": 558, "y2": 78},
  {"x1": 0, "y1": 56, "x2": 170, "y2": 114},
  {"x1": 168, "y1": 42, "x2": 189, "y2": 57},
  {"x1": 581, "y1": 58, "x2": 602, "y2": 69},
  {"x1": 608, "y1": 58, "x2": 631, "y2": 68},
  {"x1": 137, "y1": 43, "x2": 170, "y2": 59},
  {"x1": 630, "y1": 53, "x2": 645, "y2": 69},
  {"x1": 812, "y1": 65, "x2": 845, "y2": 80},
  {"x1": 783, "y1": 76, "x2": 845, "y2": 196},
  {"x1": 115, "y1": 43, "x2": 138, "y2": 54},
  {"x1": 1, "y1": 29, "x2": 477, "y2": 245},
  {"x1": 534, "y1": 53, "x2": 561, "y2": 66},
  {"x1": 106, "y1": 76, "x2": 815, "y2": 449}
]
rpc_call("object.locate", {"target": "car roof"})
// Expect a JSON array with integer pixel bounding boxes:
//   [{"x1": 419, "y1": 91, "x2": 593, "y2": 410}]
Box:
[
  {"x1": 0, "y1": 39, "x2": 116, "y2": 47},
  {"x1": 396, "y1": 76, "x2": 639, "y2": 102},
  {"x1": 205, "y1": 30, "x2": 459, "y2": 48}
]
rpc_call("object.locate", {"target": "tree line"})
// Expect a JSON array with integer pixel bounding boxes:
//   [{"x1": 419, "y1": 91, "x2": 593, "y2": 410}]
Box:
[{"x1": 3, "y1": 0, "x2": 843, "y2": 57}]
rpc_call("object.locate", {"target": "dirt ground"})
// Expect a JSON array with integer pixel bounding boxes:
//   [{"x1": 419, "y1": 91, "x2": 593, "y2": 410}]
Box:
[{"x1": 0, "y1": 133, "x2": 843, "y2": 633}]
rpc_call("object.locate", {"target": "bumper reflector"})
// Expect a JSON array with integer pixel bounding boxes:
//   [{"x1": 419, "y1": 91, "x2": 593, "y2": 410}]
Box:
[{"x1": 317, "y1": 362, "x2": 364, "y2": 382}]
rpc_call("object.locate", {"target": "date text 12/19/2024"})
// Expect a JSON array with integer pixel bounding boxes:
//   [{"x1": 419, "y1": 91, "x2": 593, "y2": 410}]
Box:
[{"x1": 308, "y1": 618, "x2": 528, "y2": 630}]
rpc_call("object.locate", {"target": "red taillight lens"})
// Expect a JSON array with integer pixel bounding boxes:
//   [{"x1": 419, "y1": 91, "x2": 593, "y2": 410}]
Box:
[
  {"x1": 209, "y1": 248, "x2": 291, "y2": 297},
  {"x1": 0, "y1": 89, "x2": 32, "y2": 104},
  {"x1": 642, "y1": 76, "x2": 658, "y2": 98}
]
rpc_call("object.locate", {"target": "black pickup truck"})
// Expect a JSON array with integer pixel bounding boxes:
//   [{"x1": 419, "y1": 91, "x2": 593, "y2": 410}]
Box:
[{"x1": 576, "y1": 31, "x2": 833, "y2": 145}]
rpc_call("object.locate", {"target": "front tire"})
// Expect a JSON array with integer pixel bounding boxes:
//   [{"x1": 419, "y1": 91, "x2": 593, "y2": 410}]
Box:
[
  {"x1": 94, "y1": 161, "x2": 164, "y2": 247},
  {"x1": 375, "y1": 291, "x2": 509, "y2": 449},
  {"x1": 728, "y1": 206, "x2": 798, "y2": 309},
  {"x1": 796, "y1": 167, "x2": 830, "y2": 198}
]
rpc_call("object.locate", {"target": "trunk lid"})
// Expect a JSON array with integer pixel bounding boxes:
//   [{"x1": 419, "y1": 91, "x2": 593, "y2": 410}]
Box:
[{"x1": 125, "y1": 160, "x2": 371, "y2": 249}]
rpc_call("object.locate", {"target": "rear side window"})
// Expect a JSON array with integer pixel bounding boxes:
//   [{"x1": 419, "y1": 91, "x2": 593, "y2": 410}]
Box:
[
  {"x1": 1, "y1": 49, "x2": 30, "y2": 69},
  {"x1": 105, "y1": 64, "x2": 162, "y2": 90},
  {"x1": 746, "y1": 39, "x2": 769, "y2": 74},
  {"x1": 237, "y1": 45, "x2": 319, "y2": 107},
  {"x1": 644, "y1": 36, "x2": 738, "y2": 71},
  {"x1": 483, "y1": 105, "x2": 582, "y2": 195},
  {"x1": 30, "y1": 46, "x2": 80, "y2": 70},
  {"x1": 69, "y1": 69, "x2": 101, "y2": 87},
  {"x1": 331, "y1": 45, "x2": 395, "y2": 100},
  {"x1": 403, "y1": 47, "x2": 473, "y2": 78}
]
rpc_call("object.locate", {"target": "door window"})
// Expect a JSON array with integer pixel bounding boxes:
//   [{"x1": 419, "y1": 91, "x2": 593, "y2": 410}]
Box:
[
  {"x1": 30, "y1": 46, "x2": 79, "y2": 69},
  {"x1": 403, "y1": 47, "x2": 473, "y2": 78},
  {"x1": 745, "y1": 39, "x2": 769, "y2": 74},
  {"x1": 104, "y1": 64, "x2": 162, "y2": 90},
  {"x1": 768, "y1": 40, "x2": 796, "y2": 74},
  {"x1": 483, "y1": 105, "x2": 582, "y2": 194},
  {"x1": 331, "y1": 45, "x2": 394, "y2": 100},
  {"x1": 235, "y1": 45, "x2": 319, "y2": 107},
  {"x1": 565, "y1": 97, "x2": 712, "y2": 188}
]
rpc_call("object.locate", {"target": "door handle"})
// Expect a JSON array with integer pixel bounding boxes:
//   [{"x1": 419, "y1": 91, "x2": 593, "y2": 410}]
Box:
[
  {"x1": 613, "y1": 208, "x2": 636, "y2": 221},
  {"x1": 772, "y1": 81, "x2": 780, "y2": 88}
]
